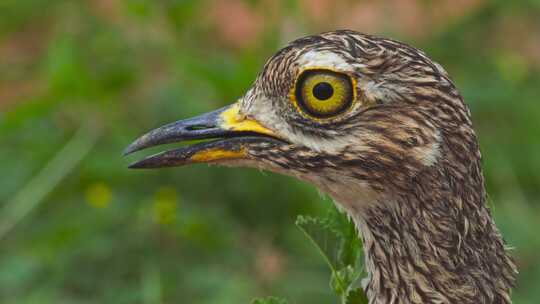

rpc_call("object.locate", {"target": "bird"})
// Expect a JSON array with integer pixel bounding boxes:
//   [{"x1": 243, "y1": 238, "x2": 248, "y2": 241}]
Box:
[{"x1": 124, "y1": 30, "x2": 517, "y2": 304}]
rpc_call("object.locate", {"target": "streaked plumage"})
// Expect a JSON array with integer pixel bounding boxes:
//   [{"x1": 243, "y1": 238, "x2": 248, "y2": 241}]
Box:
[{"x1": 126, "y1": 30, "x2": 517, "y2": 303}]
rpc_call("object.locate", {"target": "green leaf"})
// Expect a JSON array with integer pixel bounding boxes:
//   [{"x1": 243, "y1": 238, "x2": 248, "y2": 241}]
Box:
[
  {"x1": 251, "y1": 296, "x2": 289, "y2": 304},
  {"x1": 324, "y1": 207, "x2": 363, "y2": 269},
  {"x1": 295, "y1": 215, "x2": 341, "y2": 272},
  {"x1": 330, "y1": 266, "x2": 360, "y2": 296},
  {"x1": 296, "y1": 206, "x2": 368, "y2": 303},
  {"x1": 345, "y1": 288, "x2": 369, "y2": 304}
]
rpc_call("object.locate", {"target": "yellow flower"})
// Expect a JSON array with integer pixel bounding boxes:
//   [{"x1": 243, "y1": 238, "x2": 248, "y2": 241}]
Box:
[
  {"x1": 85, "y1": 182, "x2": 112, "y2": 209},
  {"x1": 153, "y1": 186, "x2": 178, "y2": 225}
]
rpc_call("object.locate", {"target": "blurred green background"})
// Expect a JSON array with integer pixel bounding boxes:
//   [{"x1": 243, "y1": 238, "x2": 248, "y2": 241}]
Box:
[{"x1": 1, "y1": 0, "x2": 539, "y2": 303}]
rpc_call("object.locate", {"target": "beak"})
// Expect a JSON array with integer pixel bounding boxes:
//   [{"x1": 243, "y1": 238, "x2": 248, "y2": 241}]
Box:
[{"x1": 124, "y1": 103, "x2": 282, "y2": 169}]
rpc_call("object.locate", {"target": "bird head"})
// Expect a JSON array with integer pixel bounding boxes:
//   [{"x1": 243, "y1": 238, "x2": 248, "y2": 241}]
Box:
[{"x1": 125, "y1": 30, "x2": 472, "y2": 209}]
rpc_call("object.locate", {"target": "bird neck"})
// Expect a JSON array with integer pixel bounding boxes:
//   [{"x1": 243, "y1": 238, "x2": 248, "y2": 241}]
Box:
[{"x1": 348, "y1": 162, "x2": 517, "y2": 304}]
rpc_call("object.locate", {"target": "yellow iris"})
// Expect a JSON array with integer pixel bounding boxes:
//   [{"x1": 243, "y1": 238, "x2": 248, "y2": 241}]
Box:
[{"x1": 295, "y1": 70, "x2": 354, "y2": 118}]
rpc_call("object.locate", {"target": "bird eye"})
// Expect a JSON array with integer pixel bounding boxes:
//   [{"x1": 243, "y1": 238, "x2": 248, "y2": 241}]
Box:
[{"x1": 294, "y1": 70, "x2": 354, "y2": 118}]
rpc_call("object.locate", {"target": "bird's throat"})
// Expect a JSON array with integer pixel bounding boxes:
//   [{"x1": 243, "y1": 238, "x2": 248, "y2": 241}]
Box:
[{"x1": 340, "y1": 169, "x2": 517, "y2": 304}]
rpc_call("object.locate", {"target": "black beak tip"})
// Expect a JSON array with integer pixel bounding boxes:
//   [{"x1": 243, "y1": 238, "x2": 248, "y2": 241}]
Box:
[
  {"x1": 123, "y1": 106, "x2": 231, "y2": 159},
  {"x1": 123, "y1": 136, "x2": 152, "y2": 156},
  {"x1": 127, "y1": 161, "x2": 143, "y2": 169},
  {"x1": 127, "y1": 157, "x2": 154, "y2": 169},
  {"x1": 123, "y1": 143, "x2": 138, "y2": 157},
  {"x1": 123, "y1": 131, "x2": 161, "y2": 157}
]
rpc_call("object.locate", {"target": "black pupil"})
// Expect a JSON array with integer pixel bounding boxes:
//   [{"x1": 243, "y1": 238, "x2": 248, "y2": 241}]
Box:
[{"x1": 312, "y1": 82, "x2": 334, "y2": 100}]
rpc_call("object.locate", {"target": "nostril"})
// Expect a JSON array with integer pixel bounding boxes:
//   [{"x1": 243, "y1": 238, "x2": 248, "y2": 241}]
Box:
[{"x1": 186, "y1": 125, "x2": 214, "y2": 131}]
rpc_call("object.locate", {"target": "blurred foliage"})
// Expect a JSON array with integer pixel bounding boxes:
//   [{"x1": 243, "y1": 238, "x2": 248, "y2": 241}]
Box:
[
  {"x1": 0, "y1": 0, "x2": 539, "y2": 303},
  {"x1": 251, "y1": 297, "x2": 289, "y2": 304}
]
